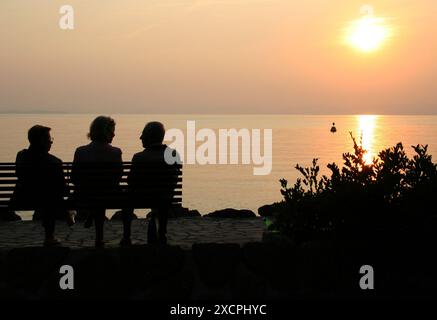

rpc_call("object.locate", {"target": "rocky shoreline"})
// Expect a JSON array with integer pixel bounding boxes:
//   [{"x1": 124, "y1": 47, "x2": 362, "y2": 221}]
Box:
[
  {"x1": 0, "y1": 217, "x2": 266, "y2": 250},
  {"x1": 1, "y1": 202, "x2": 288, "y2": 222}
]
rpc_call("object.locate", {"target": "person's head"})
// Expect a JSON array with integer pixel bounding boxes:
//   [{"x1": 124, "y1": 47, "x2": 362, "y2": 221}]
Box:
[
  {"x1": 88, "y1": 116, "x2": 116, "y2": 143},
  {"x1": 140, "y1": 122, "x2": 165, "y2": 148},
  {"x1": 28, "y1": 125, "x2": 53, "y2": 153}
]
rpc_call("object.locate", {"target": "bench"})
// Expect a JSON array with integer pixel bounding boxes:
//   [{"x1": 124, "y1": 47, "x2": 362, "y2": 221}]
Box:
[{"x1": 0, "y1": 162, "x2": 182, "y2": 214}]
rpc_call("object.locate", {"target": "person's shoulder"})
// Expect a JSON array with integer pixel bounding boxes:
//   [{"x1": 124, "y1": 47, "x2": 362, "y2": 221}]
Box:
[
  {"x1": 132, "y1": 151, "x2": 142, "y2": 160},
  {"x1": 15, "y1": 149, "x2": 28, "y2": 162},
  {"x1": 132, "y1": 150, "x2": 146, "y2": 162},
  {"x1": 16, "y1": 149, "x2": 28, "y2": 158},
  {"x1": 106, "y1": 145, "x2": 122, "y2": 161},
  {"x1": 47, "y1": 154, "x2": 62, "y2": 164},
  {"x1": 74, "y1": 144, "x2": 89, "y2": 154},
  {"x1": 131, "y1": 148, "x2": 161, "y2": 163},
  {"x1": 99, "y1": 143, "x2": 120, "y2": 154},
  {"x1": 73, "y1": 144, "x2": 91, "y2": 162},
  {"x1": 109, "y1": 145, "x2": 122, "y2": 155}
]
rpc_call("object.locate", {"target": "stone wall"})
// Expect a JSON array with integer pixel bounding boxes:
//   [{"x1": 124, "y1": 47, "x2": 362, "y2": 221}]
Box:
[{"x1": 0, "y1": 242, "x2": 436, "y2": 300}]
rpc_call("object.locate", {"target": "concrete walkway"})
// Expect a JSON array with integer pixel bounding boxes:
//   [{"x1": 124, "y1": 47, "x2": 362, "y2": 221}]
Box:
[{"x1": 0, "y1": 218, "x2": 266, "y2": 249}]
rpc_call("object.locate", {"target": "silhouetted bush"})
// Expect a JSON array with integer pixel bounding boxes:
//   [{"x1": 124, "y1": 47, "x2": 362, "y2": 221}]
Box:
[{"x1": 276, "y1": 133, "x2": 437, "y2": 245}]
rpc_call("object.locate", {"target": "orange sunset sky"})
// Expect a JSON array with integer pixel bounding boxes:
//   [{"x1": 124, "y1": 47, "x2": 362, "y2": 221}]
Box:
[{"x1": 1, "y1": 0, "x2": 436, "y2": 114}]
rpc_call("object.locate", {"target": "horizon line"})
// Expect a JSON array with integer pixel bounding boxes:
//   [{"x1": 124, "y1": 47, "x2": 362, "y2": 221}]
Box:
[{"x1": 1, "y1": 112, "x2": 437, "y2": 116}]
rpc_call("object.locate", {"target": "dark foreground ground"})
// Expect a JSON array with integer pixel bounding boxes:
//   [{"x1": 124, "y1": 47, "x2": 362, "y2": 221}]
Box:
[{"x1": 0, "y1": 219, "x2": 436, "y2": 300}]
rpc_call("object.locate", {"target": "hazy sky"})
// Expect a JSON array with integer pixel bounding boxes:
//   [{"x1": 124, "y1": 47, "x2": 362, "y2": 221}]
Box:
[{"x1": 1, "y1": 0, "x2": 436, "y2": 114}]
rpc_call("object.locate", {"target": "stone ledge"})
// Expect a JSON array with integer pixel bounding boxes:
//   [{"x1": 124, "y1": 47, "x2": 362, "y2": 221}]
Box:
[{"x1": 1, "y1": 243, "x2": 436, "y2": 300}]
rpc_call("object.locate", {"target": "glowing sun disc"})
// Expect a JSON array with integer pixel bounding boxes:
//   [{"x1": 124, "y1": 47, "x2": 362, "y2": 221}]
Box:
[{"x1": 345, "y1": 16, "x2": 390, "y2": 53}]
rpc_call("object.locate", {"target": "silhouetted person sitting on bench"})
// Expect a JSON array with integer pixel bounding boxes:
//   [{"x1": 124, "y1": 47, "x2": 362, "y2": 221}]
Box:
[
  {"x1": 13, "y1": 125, "x2": 68, "y2": 246},
  {"x1": 71, "y1": 116, "x2": 122, "y2": 247},
  {"x1": 120, "y1": 121, "x2": 181, "y2": 246}
]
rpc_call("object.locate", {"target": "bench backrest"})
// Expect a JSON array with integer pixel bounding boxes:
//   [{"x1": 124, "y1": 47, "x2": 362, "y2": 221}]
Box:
[{"x1": 0, "y1": 162, "x2": 182, "y2": 211}]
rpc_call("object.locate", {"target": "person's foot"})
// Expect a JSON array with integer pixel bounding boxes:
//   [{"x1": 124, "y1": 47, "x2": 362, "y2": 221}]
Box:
[
  {"x1": 119, "y1": 237, "x2": 132, "y2": 247},
  {"x1": 84, "y1": 216, "x2": 93, "y2": 228},
  {"x1": 147, "y1": 235, "x2": 157, "y2": 245},
  {"x1": 158, "y1": 235, "x2": 167, "y2": 245},
  {"x1": 95, "y1": 240, "x2": 105, "y2": 248},
  {"x1": 66, "y1": 210, "x2": 76, "y2": 227},
  {"x1": 44, "y1": 238, "x2": 61, "y2": 247}
]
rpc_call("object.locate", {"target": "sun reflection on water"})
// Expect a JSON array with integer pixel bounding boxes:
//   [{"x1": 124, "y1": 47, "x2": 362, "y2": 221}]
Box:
[{"x1": 357, "y1": 115, "x2": 378, "y2": 164}]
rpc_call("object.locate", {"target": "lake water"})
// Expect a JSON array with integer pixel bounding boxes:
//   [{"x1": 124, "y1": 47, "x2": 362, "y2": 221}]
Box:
[{"x1": 1, "y1": 114, "x2": 436, "y2": 219}]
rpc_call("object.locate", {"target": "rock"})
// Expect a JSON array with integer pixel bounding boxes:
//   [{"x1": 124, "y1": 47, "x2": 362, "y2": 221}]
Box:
[
  {"x1": 110, "y1": 210, "x2": 138, "y2": 221},
  {"x1": 146, "y1": 207, "x2": 201, "y2": 219},
  {"x1": 5, "y1": 247, "x2": 70, "y2": 298},
  {"x1": 205, "y1": 208, "x2": 256, "y2": 218},
  {"x1": 73, "y1": 250, "x2": 122, "y2": 299},
  {"x1": 258, "y1": 202, "x2": 289, "y2": 217},
  {"x1": 170, "y1": 207, "x2": 201, "y2": 218},
  {"x1": 0, "y1": 210, "x2": 22, "y2": 221},
  {"x1": 120, "y1": 245, "x2": 186, "y2": 297},
  {"x1": 192, "y1": 243, "x2": 241, "y2": 288},
  {"x1": 242, "y1": 242, "x2": 298, "y2": 292}
]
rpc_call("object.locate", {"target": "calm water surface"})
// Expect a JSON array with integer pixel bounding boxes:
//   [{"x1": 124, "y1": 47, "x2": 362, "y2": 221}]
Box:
[{"x1": 1, "y1": 114, "x2": 436, "y2": 219}]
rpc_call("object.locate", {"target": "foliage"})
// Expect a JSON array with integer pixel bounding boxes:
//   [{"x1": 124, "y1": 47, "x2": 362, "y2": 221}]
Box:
[{"x1": 276, "y1": 133, "x2": 437, "y2": 244}]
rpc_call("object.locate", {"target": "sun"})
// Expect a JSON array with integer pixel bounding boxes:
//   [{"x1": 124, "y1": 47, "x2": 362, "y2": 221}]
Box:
[{"x1": 345, "y1": 15, "x2": 391, "y2": 53}]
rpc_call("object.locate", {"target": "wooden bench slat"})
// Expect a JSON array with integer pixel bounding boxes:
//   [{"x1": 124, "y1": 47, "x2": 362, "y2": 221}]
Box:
[
  {"x1": 1, "y1": 172, "x2": 182, "y2": 177},
  {"x1": 0, "y1": 179, "x2": 20, "y2": 184},
  {"x1": 1, "y1": 196, "x2": 183, "y2": 205},
  {"x1": 0, "y1": 161, "x2": 183, "y2": 211},
  {"x1": 0, "y1": 190, "x2": 183, "y2": 198},
  {"x1": 0, "y1": 162, "x2": 182, "y2": 168},
  {"x1": 0, "y1": 183, "x2": 183, "y2": 191},
  {"x1": 2, "y1": 199, "x2": 183, "y2": 209},
  {"x1": 0, "y1": 177, "x2": 183, "y2": 184},
  {"x1": 0, "y1": 183, "x2": 182, "y2": 192}
]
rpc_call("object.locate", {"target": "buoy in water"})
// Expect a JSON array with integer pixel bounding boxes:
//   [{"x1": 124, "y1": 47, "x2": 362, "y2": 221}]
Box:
[{"x1": 330, "y1": 122, "x2": 337, "y2": 133}]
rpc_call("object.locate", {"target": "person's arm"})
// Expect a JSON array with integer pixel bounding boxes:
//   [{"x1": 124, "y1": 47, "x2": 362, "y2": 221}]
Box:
[
  {"x1": 164, "y1": 149, "x2": 182, "y2": 202},
  {"x1": 127, "y1": 153, "x2": 136, "y2": 187},
  {"x1": 172, "y1": 150, "x2": 182, "y2": 189},
  {"x1": 116, "y1": 148, "x2": 123, "y2": 184},
  {"x1": 70, "y1": 149, "x2": 80, "y2": 187},
  {"x1": 57, "y1": 160, "x2": 67, "y2": 199},
  {"x1": 15, "y1": 152, "x2": 24, "y2": 181},
  {"x1": 13, "y1": 152, "x2": 27, "y2": 201},
  {"x1": 15, "y1": 151, "x2": 34, "y2": 188}
]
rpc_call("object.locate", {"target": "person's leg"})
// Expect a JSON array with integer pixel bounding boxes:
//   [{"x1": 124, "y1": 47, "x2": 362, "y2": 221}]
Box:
[
  {"x1": 65, "y1": 210, "x2": 76, "y2": 226},
  {"x1": 147, "y1": 210, "x2": 158, "y2": 244},
  {"x1": 157, "y1": 208, "x2": 168, "y2": 245},
  {"x1": 94, "y1": 209, "x2": 105, "y2": 247},
  {"x1": 33, "y1": 209, "x2": 44, "y2": 221},
  {"x1": 120, "y1": 208, "x2": 133, "y2": 245},
  {"x1": 43, "y1": 215, "x2": 56, "y2": 240},
  {"x1": 84, "y1": 210, "x2": 94, "y2": 228},
  {"x1": 42, "y1": 209, "x2": 59, "y2": 246}
]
